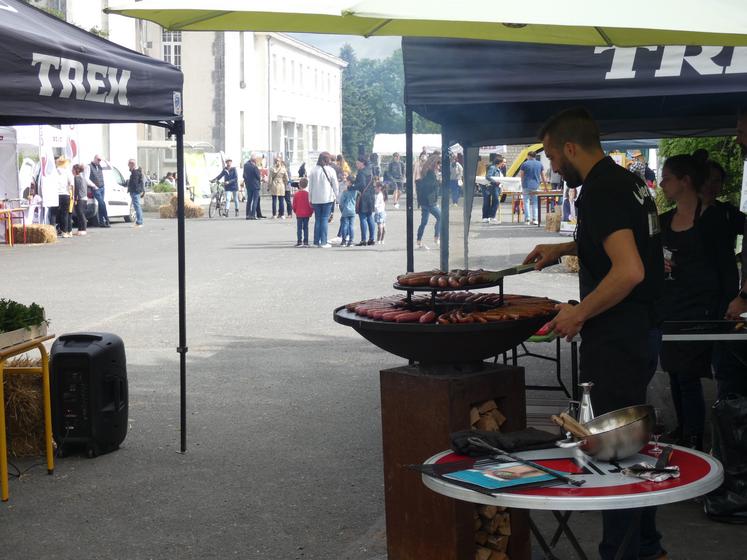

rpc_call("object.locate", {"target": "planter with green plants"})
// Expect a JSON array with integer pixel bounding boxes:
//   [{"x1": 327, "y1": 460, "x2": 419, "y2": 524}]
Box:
[{"x1": 0, "y1": 299, "x2": 48, "y2": 350}]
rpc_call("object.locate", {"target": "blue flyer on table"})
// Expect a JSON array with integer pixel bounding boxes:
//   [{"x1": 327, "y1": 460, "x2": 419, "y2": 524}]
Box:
[{"x1": 443, "y1": 461, "x2": 560, "y2": 491}]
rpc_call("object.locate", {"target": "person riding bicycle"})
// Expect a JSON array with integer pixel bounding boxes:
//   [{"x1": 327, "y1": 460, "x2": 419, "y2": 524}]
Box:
[{"x1": 212, "y1": 158, "x2": 239, "y2": 216}]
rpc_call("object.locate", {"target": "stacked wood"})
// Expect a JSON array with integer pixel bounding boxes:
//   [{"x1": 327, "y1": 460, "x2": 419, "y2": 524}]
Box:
[
  {"x1": 471, "y1": 399, "x2": 511, "y2": 559},
  {"x1": 475, "y1": 505, "x2": 510, "y2": 559},
  {"x1": 471, "y1": 399, "x2": 507, "y2": 432}
]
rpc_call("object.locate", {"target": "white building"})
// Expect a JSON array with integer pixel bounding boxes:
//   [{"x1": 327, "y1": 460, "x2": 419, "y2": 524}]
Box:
[
  {"x1": 25, "y1": 2, "x2": 346, "y2": 180},
  {"x1": 137, "y1": 27, "x2": 346, "y2": 175}
]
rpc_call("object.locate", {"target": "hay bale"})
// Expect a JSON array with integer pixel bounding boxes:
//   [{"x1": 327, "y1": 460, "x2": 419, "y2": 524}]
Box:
[
  {"x1": 545, "y1": 213, "x2": 561, "y2": 232},
  {"x1": 159, "y1": 204, "x2": 176, "y2": 219},
  {"x1": 11, "y1": 224, "x2": 57, "y2": 244},
  {"x1": 561, "y1": 255, "x2": 580, "y2": 273},
  {"x1": 3, "y1": 357, "x2": 45, "y2": 457},
  {"x1": 160, "y1": 196, "x2": 204, "y2": 219}
]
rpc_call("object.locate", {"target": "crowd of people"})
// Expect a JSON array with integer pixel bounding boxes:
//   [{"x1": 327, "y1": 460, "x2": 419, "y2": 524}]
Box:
[
  {"x1": 20, "y1": 153, "x2": 147, "y2": 239},
  {"x1": 209, "y1": 151, "x2": 395, "y2": 248}
]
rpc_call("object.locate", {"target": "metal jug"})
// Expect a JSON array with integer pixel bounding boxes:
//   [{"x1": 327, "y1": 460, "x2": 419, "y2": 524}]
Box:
[{"x1": 578, "y1": 382, "x2": 595, "y2": 424}]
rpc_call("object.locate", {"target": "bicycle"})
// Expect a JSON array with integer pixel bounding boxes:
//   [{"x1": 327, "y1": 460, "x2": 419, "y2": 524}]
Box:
[{"x1": 208, "y1": 181, "x2": 229, "y2": 218}]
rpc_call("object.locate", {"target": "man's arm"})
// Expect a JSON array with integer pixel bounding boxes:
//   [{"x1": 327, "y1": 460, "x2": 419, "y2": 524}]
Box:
[
  {"x1": 550, "y1": 229, "x2": 645, "y2": 339},
  {"x1": 83, "y1": 165, "x2": 97, "y2": 188},
  {"x1": 524, "y1": 241, "x2": 577, "y2": 269}
]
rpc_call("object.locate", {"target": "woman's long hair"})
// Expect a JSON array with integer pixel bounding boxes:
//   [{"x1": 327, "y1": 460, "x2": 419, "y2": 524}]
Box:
[
  {"x1": 421, "y1": 152, "x2": 442, "y2": 176},
  {"x1": 664, "y1": 150, "x2": 709, "y2": 192}
]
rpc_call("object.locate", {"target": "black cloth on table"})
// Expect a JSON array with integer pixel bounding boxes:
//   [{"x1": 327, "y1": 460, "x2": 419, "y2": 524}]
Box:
[{"x1": 451, "y1": 428, "x2": 560, "y2": 457}]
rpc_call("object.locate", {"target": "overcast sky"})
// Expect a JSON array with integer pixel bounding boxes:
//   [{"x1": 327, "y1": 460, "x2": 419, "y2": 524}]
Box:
[{"x1": 288, "y1": 33, "x2": 401, "y2": 60}]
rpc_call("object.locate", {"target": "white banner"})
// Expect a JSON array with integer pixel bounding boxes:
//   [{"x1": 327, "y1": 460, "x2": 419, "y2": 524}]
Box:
[{"x1": 0, "y1": 127, "x2": 18, "y2": 200}]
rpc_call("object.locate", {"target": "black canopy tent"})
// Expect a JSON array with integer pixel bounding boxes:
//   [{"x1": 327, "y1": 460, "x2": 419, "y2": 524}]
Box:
[
  {"x1": 401, "y1": 37, "x2": 747, "y2": 270},
  {"x1": 0, "y1": 0, "x2": 189, "y2": 451}
]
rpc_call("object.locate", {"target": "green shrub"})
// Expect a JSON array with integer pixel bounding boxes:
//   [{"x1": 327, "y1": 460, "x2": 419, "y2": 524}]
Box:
[
  {"x1": 152, "y1": 182, "x2": 176, "y2": 193},
  {"x1": 0, "y1": 300, "x2": 47, "y2": 333},
  {"x1": 659, "y1": 136, "x2": 743, "y2": 206}
]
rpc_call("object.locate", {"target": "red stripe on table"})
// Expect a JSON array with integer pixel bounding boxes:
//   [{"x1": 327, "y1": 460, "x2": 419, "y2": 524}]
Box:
[{"x1": 435, "y1": 447, "x2": 712, "y2": 497}]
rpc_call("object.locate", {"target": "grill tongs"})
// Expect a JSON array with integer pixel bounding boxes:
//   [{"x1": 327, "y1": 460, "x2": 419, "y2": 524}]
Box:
[{"x1": 467, "y1": 436, "x2": 586, "y2": 487}]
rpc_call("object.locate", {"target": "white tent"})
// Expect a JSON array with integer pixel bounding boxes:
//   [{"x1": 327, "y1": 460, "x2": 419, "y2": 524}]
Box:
[{"x1": 372, "y1": 133, "x2": 442, "y2": 157}]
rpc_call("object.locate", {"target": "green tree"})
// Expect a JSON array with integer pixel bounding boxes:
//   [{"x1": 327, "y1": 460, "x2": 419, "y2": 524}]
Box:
[
  {"x1": 659, "y1": 136, "x2": 743, "y2": 207},
  {"x1": 340, "y1": 45, "x2": 440, "y2": 161}
]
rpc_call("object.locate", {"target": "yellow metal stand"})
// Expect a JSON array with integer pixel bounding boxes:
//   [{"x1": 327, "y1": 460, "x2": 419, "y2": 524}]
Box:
[{"x1": 0, "y1": 335, "x2": 55, "y2": 501}]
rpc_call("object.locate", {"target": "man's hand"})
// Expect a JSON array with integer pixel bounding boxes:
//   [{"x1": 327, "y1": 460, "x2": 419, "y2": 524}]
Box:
[
  {"x1": 524, "y1": 243, "x2": 565, "y2": 270},
  {"x1": 725, "y1": 295, "x2": 747, "y2": 320},
  {"x1": 548, "y1": 303, "x2": 586, "y2": 341}
]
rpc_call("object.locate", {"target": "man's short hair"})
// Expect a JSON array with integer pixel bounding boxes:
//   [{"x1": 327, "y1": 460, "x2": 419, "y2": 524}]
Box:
[
  {"x1": 393, "y1": 152, "x2": 399, "y2": 158},
  {"x1": 538, "y1": 107, "x2": 602, "y2": 151},
  {"x1": 527, "y1": 151, "x2": 536, "y2": 158}
]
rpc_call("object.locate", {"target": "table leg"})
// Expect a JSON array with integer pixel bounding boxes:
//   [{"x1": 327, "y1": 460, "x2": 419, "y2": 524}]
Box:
[
  {"x1": 0, "y1": 360, "x2": 8, "y2": 501},
  {"x1": 40, "y1": 345, "x2": 54, "y2": 474},
  {"x1": 552, "y1": 510, "x2": 588, "y2": 560},
  {"x1": 538, "y1": 198, "x2": 542, "y2": 227},
  {"x1": 528, "y1": 514, "x2": 562, "y2": 560},
  {"x1": 549, "y1": 511, "x2": 572, "y2": 547}
]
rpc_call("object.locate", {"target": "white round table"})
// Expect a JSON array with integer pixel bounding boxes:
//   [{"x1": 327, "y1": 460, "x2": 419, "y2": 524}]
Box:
[
  {"x1": 422, "y1": 444, "x2": 723, "y2": 559},
  {"x1": 422, "y1": 444, "x2": 723, "y2": 511}
]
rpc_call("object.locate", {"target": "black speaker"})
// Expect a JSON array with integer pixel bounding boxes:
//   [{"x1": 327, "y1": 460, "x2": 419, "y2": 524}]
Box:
[{"x1": 51, "y1": 333, "x2": 128, "y2": 457}]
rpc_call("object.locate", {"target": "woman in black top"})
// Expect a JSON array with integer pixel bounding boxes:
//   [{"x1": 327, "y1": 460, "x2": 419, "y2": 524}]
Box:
[
  {"x1": 658, "y1": 152, "x2": 739, "y2": 450},
  {"x1": 72, "y1": 164, "x2": 87, "y2": 236}
]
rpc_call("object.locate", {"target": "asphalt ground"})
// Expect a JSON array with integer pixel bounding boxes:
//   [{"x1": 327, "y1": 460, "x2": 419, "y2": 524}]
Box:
[{"x1": 1, "y1": 197, "x2": 744, "y2": 559}]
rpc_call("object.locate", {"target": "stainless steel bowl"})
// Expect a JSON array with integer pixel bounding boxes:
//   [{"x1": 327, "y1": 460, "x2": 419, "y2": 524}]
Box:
[{"x1": 557, "y1": 405, "x2": 654, "y2": 462}]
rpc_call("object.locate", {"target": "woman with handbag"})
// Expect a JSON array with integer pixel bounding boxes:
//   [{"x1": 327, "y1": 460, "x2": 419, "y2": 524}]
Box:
[
  {"x1": 352, "y1": 156, "x2": 375, "y2": 246},
  {"x1": 307, "y1": 152, "x2": 339, "y2": 247}
]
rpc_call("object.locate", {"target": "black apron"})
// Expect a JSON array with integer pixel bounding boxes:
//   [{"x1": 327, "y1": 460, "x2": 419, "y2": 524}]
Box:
[{"x1": 659, "y1": 203, "x2": 719, "y2": 377}]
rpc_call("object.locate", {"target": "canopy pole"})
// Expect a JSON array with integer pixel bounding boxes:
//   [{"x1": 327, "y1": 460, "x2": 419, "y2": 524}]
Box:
[
  {"x1": 173, "y1": 120, "x2": 188, "y2": 453},
  {"x1": 405, "y1": 107, "x2": 414, "y2": 272},
  {"x1": 440, "y1": 134, "x2": 450, "y2": 271},
  {"x1": 463, "y1": 146, "x2": 479, "y2": 270}
]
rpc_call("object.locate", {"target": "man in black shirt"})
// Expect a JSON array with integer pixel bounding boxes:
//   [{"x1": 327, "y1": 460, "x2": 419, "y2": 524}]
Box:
[{"x1": 525, "y1": 108, "x2": 665, "y2": 560}]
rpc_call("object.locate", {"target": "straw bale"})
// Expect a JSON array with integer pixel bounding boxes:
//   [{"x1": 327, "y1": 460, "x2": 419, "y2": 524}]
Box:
[
  {"x1": 160, "y1": 196, "x2": 204, "y2": 219},
  {"x1": 159, "y1": 204, "x2": 176, "y2": 219},
  {"x1": 11, "y1": 224, "x2": 57, "y2": 244},
  {"x1": 561, "y1": 255, "x2": 580, "y2": 273},
  {"x1": 545, "y1": 213, "x2": 561, "y2": 232},
  {"x1": 3, "y1": 357, "x2": 45, "y2": 457}
]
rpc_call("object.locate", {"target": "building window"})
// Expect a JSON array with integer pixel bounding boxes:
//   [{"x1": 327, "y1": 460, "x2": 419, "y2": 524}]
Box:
[
  {"x1": 162, "y1": 30, "x2": 182, "y2": 68},
  {"x1": 272, "y1": 54, "x2": 277, "y2": 80}
]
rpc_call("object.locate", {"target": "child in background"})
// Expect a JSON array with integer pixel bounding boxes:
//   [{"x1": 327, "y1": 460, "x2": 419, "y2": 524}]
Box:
[
  {"x1": 374, "y1": 182, "x2": 387, "y2": 245},
  {"x1": 339, "y1": 180, "x2": 358, "y2": 247},
  {"x1": 292, "y1": 177, "x2": 313, "y2": 247}
]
